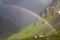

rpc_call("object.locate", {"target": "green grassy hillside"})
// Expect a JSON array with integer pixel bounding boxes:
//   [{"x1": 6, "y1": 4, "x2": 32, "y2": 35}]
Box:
[{"x1": 6, "y1": 18, "x2": 55, "y2": 40}]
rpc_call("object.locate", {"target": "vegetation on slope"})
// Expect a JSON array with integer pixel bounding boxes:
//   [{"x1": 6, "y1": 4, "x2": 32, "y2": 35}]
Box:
[
  {"x1": 4, "y1": 0, "x2": 60, "y2": 40},
  {"x1": 6, "y1": 17, "x2": 55, "y2": 40}
]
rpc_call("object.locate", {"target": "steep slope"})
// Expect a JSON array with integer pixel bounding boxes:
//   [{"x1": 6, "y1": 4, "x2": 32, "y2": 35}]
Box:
[
  {"x1": 42, "y1": 0, "x2": 60, "y2": 35},
  {"x1": 7, "y1": 17, "x2": 56, "y2": 40}
]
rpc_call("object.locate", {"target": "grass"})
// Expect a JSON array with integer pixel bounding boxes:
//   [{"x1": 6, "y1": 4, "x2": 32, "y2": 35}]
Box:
[
  {"x1": 7, "y1": 21, "x2": 44, "y2": 40},
  {"x1": 6, "y1": 13, "x2": 58, "y2": 40},
  {"x1": 22, "y1": 36, "x2": 60, "y2": 40},
  {"x1": 6, "y1": 18, "x2": 55, "y2": 40},
  {"x1": 5, "y1": 10, "x2": 60, "y2": 40}
]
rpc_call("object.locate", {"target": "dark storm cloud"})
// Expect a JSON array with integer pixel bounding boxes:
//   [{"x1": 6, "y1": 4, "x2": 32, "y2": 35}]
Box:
[{"x1": 0, "y1": 0, "x2": 52, "y2": 15}]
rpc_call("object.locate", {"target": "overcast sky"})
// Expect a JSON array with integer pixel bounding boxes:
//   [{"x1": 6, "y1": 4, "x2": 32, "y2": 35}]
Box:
[{"x1": 0, "y1": 0, "x2": 52, "y2": 15}]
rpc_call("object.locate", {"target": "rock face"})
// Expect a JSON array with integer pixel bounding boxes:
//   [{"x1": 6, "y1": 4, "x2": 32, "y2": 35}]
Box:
[
  {"x1": 41, "y1": 0, "x2": 60, "y2": 34},
  {"x1": 52, "y1": 15, "x2": 60, "y2": 32},
  {"x1": 52, "y1": 15, "x2": 60, "y2": 25}
]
